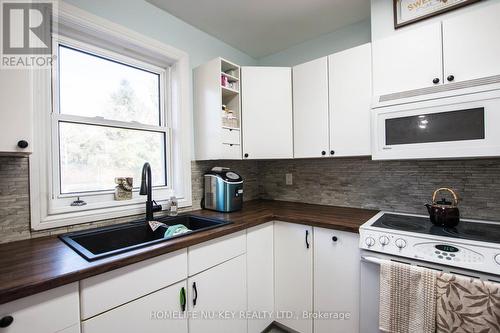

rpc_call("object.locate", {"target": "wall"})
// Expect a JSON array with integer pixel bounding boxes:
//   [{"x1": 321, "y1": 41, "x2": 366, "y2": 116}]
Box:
[
  {"x1": 257, "y1": 19, "x2": 371, "y2": 67},
  {"x1": 371, "y1": 0, "x2": 500, "y2": 41},
  {"x1": 260, "y1": 157, "x2": 500, "y2": 221}
]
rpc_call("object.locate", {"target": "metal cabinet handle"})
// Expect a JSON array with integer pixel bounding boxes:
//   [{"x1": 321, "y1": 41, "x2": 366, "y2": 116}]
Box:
[
  {"x1": 192, "y1": 282, "x2": 198, "y2": 306},
  {"x1": 180, "y1": 287, "x2": 186, "y2": 312},
  {"x1": 305, "y1": 230, "x2": 310, "y2": 249}
]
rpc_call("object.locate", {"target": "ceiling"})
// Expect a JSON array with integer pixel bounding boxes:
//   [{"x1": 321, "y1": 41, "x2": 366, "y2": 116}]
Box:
[{"x1": 147, "y1": 0, "x2": 370, "y2": 58}]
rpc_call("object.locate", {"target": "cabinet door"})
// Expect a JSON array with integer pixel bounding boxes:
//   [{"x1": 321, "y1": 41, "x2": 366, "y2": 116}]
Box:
[
  {"x1": 241, "y1": 67, "x2": 293, "y2": 159},
  {"x1": 293, "y1": 57, "x2": 329, "y2": 158},
  {"x1": 329, "y1": 43, "x2": 372, "y2": 157},
  {"x1": 82, "y1": 280, "x2": 188, "y2": 333},
  {"x1": 0, "y1": 283, "x2": 79, "y2": 333},
  {"x1": 274, "y1": 222, "x2": 313, "y2": 333},
  {"x1": 247, "y1": 223, "x2": 274, "y2": 333},
  {"x1": 372, "y1": 23, "x2": 443, "y2": 96},
  {"x1": 188, "y1": 255, "x2": 247, "y2": 333},
  {"x1": 314, "y1": 228, "x2": 360, "y2": 333},
  {"x1": 443, "y1": 2, "x2": 500, "y2": 83},
  {"x1": 0, "y1": 69, "x2": 33, "y2": 154}
]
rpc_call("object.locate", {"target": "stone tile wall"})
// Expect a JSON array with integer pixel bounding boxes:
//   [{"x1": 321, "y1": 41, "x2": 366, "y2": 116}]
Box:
[{"x1": 1, "y1": 156, "x2": 499, "y2": 243}]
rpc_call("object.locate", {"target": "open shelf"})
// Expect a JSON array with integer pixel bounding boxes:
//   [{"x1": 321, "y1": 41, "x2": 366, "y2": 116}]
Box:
[
  {"x1": 222, "y1": 85, "x2": 239, "y2": 96},
  {"x1": 221, "y1": 72, "x2": 239, "y2": 82}
]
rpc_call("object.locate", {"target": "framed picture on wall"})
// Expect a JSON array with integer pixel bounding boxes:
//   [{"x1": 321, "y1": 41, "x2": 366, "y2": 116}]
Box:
[{"x1": 393, "y1": 0, "x2": 482, "y2": 29}]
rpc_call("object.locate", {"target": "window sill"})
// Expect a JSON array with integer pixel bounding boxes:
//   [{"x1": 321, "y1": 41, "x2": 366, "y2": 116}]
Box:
[{"x1": 32, "y1": 196, "x2": 192, "y2": 231}]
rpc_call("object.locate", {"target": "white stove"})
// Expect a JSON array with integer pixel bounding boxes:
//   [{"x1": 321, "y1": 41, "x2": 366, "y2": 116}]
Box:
[
  {"x1": 358, "y1": 212, "x2": 500, "y2": 332},
  {"x1": 359, "y1": 211, "x2": 500, "y2": 276}
]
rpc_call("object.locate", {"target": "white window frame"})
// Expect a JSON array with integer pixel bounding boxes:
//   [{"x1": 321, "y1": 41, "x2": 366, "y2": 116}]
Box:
[{"x1": 30, "y1": 3, "x2": 192, "y2": 230}]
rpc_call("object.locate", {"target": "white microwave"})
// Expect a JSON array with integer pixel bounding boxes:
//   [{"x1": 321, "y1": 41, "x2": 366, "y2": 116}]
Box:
[{"x1": 371, "y1": 90, "x2": 500, "y2": 160}]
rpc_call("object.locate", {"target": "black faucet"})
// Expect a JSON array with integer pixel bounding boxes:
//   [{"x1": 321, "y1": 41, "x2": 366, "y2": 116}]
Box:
[{"x1": 139, "y1": 162, "x2": 162, "y2": 221}]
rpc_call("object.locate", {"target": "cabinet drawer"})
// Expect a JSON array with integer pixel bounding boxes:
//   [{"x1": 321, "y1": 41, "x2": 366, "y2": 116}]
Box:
[
  {"x1": 221, "y1": 143, "x2": 241, "y2": 159},
  {"x1": 0, "y1": 283, "x2": 79, "y2": 333},
  {"x1": 221, "y1": 128, "x2": 240, "y2": 145},
  {"x1": 188, "y1": 230, "x2": 246, "y2": 276},
  {"x1": 80, "y1": 249, "x2": 187, "y2": 319},
  {"x1": 82, "y1": 281, "x2": 187, "y2": 333}
]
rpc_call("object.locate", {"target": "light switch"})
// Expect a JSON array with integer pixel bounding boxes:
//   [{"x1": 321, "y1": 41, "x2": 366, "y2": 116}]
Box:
[{"x1": 285, "y1": 173, "x2": 293, "y2": 185}]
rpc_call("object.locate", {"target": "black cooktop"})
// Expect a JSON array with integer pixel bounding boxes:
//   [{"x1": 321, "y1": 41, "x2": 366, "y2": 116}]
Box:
[{"x1": 372, "y1": 213, "x2": 500, "y2": 244}]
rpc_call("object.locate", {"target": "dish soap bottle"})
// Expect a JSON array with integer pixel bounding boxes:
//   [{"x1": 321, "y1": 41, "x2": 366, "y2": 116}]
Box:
[{"x1": 169, "y1": 196, "x2": 178, "y2": 216}]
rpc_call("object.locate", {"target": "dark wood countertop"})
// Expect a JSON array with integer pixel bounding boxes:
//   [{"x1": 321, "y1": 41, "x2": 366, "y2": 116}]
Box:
[{"x1": 0, "y1": 200, "x2": 378, "y2": 304}]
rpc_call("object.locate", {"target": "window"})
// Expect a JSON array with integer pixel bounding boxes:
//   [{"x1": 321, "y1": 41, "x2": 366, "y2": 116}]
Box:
[
  {"x1": 29, "y1": 6, "x2": 192, "y2": 230},
  {"x1": 55, "y1": 44, "x2": 168, "y2": 194}
]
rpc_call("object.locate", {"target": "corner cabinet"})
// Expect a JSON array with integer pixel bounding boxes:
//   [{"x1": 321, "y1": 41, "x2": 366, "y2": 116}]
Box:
[
  {"x1": 314, "y1": 227, "x2": 360, "y2": 333},
  {"x1": 274, "y1": 222, "x2": 313, "y2": 333},
  {"x1": 193, "y1": 57, "x2": 242, "y2": 160},
  {"x1": 0, "y1": 69, "x2": 33, "y2": 154},
  {"x1": 241, "y1": 67, "x2": 293, "y2": 160},
  {"x1": 292, "y1": 44, "x2": 372, "y2": 158}
]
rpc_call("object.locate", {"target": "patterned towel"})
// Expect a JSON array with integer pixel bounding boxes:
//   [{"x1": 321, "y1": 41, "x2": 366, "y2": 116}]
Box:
[
  {"x1": 436, "y1": 273, "x2": 500, "y2": 333},
  {"x1": 379, "y1": 261, "x2": 437, "y2": 333}
]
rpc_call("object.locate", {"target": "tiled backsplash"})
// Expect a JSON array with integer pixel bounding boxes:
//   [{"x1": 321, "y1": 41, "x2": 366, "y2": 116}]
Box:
[
  {"x1": 0, "y1": 157, "x2": 260, "y2": 243},
  {"x1": 1, "y1": 156, "x2": 500, "y2": 243},
  {"x1": 259, "y1": 157, "x2": 500, "y2": 220}
]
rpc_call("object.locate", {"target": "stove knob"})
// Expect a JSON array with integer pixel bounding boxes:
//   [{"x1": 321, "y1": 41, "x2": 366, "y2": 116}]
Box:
[
  {"x1": 395, "y1": 238, "x2": 407, "y2": 249},
  {"x1": 379, "y1": 236, "x2": 390, "y2": 246},
  {"x1": 365, "y1": 237, "x2": 375, "y2": 247},
  {"x1": 495, "y1": 254, "x2": 500, "y2": 265}
]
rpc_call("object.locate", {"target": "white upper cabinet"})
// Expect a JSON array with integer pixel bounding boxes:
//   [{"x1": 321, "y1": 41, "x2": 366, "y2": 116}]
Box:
[
  {"x1": 241, "y1": 67, "x2": 293, "y2": 159},
  {"x1": 0, "y1": 70, "x2": 33, "y2": 154},
  {"x1": 194, "y1": 57, "x2": 242, "y2": 160},
  {"x1": 293, "y1": 57, "x2": 330, "y2": 158},
  {"x1": 372, "y1": 23, "x2": 443, "y2": 96},
  {"x1": 329, "y1": 43, "x2": 372, "y2": 157},
  {"x1": 443, "y1": 2, "x2": 500, "y2": 84}
]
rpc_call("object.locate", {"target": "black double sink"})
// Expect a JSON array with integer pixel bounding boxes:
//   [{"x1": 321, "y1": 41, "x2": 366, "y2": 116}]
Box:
[{"x1": 59, "y1": 215, "x2": 231, "y2": 261}]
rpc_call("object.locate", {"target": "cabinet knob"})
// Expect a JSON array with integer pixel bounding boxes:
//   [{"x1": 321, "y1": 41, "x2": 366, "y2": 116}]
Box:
[
  {"x1": 17, "y1": 140, "x2": 28, "y2": 149},
  {"x1": 432, "y1": 78, "x2": 440, "y2": 84},
  {"x1": 244, "y1": 153, "x2": 249, "y2": 158},
  {"x1": 0, "y1": 316, "x2": 13, "y2": 328},
  {"x1": 330, "y1": 150, "x2": 335, "y2": 156},
  {"x1": 321, "y1": 151, "x2": 326, "y2": 156},
  {"x1": 332, "y1": 236, "x2": 338, "y2": 242},
  {"x1": 447, "y1": 75, "x2": 455, "y2": 82}
]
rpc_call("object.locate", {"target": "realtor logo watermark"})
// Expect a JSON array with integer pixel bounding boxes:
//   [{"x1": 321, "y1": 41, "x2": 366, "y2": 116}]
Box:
[{"x1": 1, "y1": 0, "x2": 56, "y2": 68}]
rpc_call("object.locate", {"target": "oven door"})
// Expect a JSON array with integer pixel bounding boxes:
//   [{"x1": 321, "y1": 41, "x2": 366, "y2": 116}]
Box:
[
  {"x1": 371, "y1": 90, "x2": 500, "y2": 160},
  {"x1": 359, "y1": 250, "x2": 500, "y2": 333}
]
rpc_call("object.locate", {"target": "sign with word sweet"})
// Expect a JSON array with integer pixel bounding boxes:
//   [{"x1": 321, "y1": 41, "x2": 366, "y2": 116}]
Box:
[{"x1": 394, "y1": 0, "x2": 481, "y2": 28}]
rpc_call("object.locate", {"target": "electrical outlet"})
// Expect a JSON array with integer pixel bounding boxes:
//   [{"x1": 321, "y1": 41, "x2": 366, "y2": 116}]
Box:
[{"x1": 285, "y1": 173, "x2": 293, "y2": 185}]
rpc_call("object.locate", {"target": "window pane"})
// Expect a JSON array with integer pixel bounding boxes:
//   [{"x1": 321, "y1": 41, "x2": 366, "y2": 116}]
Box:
[
  {"x1": 59, "y1": 122, "x2": 166, "y2": 194},
  {"x1": 59, "y1": 45, "x2": 161, "y2": 125}
]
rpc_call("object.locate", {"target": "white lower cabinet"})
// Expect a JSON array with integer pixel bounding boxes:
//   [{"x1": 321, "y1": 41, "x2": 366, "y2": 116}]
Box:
[
  {"x1": 314, "y1": 227, "x2": 360, "y2": 333},
  {"x1": 188, "y1": 254, "x2": 247, "y2": 333},
  {"x1": 274, "y1": 222, "x2": 313, "y2": 333},
  {"x1": 247, "y1": 222, "x2": 275, "y2": 333},
  {"x1": 81, "y1": 280, "x2": 188, "y2": 333},
  {"x1": 0, "y1": 283, "x2": 79, "y2": 333}
]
